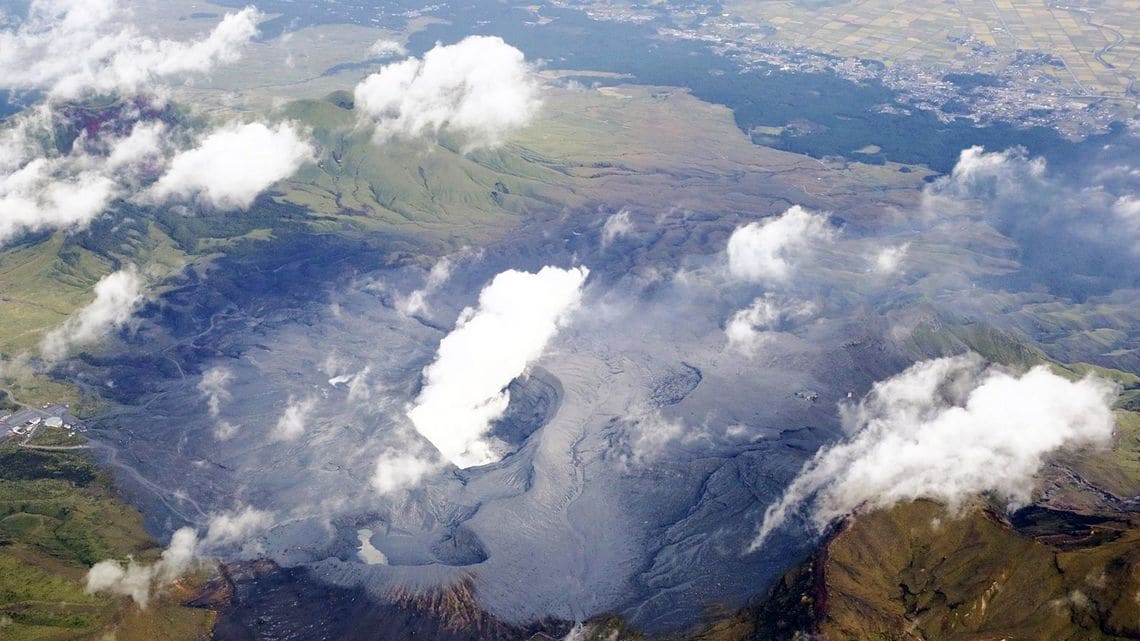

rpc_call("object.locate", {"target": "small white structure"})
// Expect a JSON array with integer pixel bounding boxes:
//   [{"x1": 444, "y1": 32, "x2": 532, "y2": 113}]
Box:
[{"x1": 44, "y1": 416, "x2": 63, "y2": 428}]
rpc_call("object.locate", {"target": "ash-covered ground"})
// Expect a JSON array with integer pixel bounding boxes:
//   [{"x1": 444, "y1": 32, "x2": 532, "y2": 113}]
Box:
[{"x1": 62, "y1": 132, "x2": 1140, "y2": 632}]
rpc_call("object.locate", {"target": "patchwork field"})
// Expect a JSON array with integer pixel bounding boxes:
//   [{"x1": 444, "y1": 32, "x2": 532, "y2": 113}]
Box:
[{"x1": 725, "y1": 0, "x2": 1140, "y2": 96}]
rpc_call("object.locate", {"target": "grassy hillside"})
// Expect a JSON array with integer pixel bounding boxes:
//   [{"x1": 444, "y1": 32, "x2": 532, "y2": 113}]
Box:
[
  {"x1": 277, "y1": 95, "x2": 586, "y2": 244},
  {"x1": 815, "y1": 500, "x2": 1140, "y2": 641},
  {"x1": 0, "y1": 236, "x2": 114, "y2": 355},
  {"x1": 600, "y1": 498, "x2": 1140, "y2": 641},
  {"x1": 0, "y1": 442, "x2": 214, "y2": 640},
  {"x1": 275, "y1": 84, "x2": 928, "y2": 249}
]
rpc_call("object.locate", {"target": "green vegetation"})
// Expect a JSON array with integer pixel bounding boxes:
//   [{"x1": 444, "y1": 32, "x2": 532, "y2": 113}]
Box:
[
  {"x1": 1063, "y1": 410, "x2": 1140, "y2": 500},
  {"x1": 0, "y1": 389, "x2": 18, "y2": 413},
  {"x1": 0, "y1": 376, "x2": 84, "y2": 416},
  {"x1": 0, "y1": 443, "x2": 214, "y2": 640},
  {"x1": 0, "y1": 447, "x2": 99, "y2": 486},
  {"x1": 26, "y1": 427, "x2": 86, "y2": 448},
  {"x1": 277, "y1": 96, "x2": 574, "y2": 245},
  {"x1": 642, "y1": 499, "x2": 1140, "y2": 641},
  {"x1": 816, "y1": 500, "x2": 1140, "y2": 640},
  {"x1": 0, "y1": 235, "x2": 114, "y2": 355},
  {"x1": 901, "y1": 314, "x2": 1048, "y2": 369},
  {"x1": 276, "y1": 85, "x2": 926, "y2": 253},
  {"x1": 0, "y1": 211, "x2": 190, "y2": 360}
]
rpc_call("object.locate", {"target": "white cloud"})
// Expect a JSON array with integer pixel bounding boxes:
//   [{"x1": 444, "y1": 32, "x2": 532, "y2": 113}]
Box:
[
  {"x1": 353, "y1": 35, "x2": 540, "y2": 150},
  {"x1": 86, "y1": 507, "x2": 271, "y2": 607},
  {"x1": 197, "y1": 366, "x2": 233, "y2": 417},
  {"x1": 601, "y1": 209, "x2": 634, "y2": 247},
  {"x1": 0, "y1": 107, "x2": 121, "y2": 243},
  {"x1": 369, "y1": 38, "x2": 407, "y2": 58},
  {"x1": 201, "y1": 506, "x2": 272, "y2": 549},
  {"x1": 324, "y1": 355, "x2": 378, "y2": 402},
  {"x1": 621, "y1": 409, "x2": 685, "y2": 466},
  {"x1": 372, "y1": 449, "x2": 439, "y2": 495},
  {"x1": 726, "y1": 206, "x2": 836, "y2": 283},
  {"x1": 397, "y1": 256, "x2": 453, "y2": 317},
  {"x1": 0, "y1": 1, "x2": 261, "y2": 99},
  {"x1": 151, "y1": 121, "x2": 314, "y2": 209},
  {"x1": 0, "y1": 156, "x2": 118, "y2": 244},
  {"x1": 725, "y1": 294, "x2": 815, "y2": 353},
  {"x1": 272, "y1": 396, "x2": 317, "y2": 441},
  {"x1": 86, "y1": 526, "x2": 197, "y2": 608},
  {"x1": 1115, "y1": 195, "x2": 1140, "y2": 219},
  {"x1": 749, "y1": 354, "x2": 1117, "y2": 551},
  {"x1": 41, "y1": 267, "x2": 143, "y2": 360},
  {"x1": 347, "y1": 371, "x2": 374, "y2": 402},
  {"x1": 212, "y1": 420, "x2": 239, "y2": 441},
  {"x1": 920, "y1": 145, "x2": 1140, "y2": 294},
  {"x1": 408, "y1": 265, "x2": 589, "y2": 468},
  {"x1": 1113, "y1": 195, "x2": 1140, "y2": 240},
  {"x1": 872, "y1": 243, "x2": 909, "y2": 274},
  {"x1": 106, "y1": 121, "x2": 167, "y2": 172},
  {"x1": 0, "y1": 105, "x2": 308, "y2": 245},
  {"x1": 930, "y1": 145, "x2": 1046, "y2": 201}
]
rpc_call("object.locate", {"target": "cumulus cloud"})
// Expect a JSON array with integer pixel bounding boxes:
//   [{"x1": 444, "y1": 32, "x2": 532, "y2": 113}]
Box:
[
  {"x1": 601, "y1": 209, "x2": 634, "y2": 247},
  {"x1": 0, "y1": 3, "x2": 305, "y2": 243},
  {"x1": 197, "y1": 366, "x2": 233, "y2": 417},
  {"x1": 272, "y1": 396, "x2": 317, "y2": 441},
  {"x1": 0, "y1": 0, "x2": 261, "y2": 99},
  {"x1": 408, "y1": 265, "x2": 589, "y2": 468},
  {"x1": 353, "y1": 35, "x2": 540, "y2": 150},
  {"x1": 922, "y1": 144, "x2": 1140, "y2": 296},
  {"x1": 0, "y1": 104, "x2": 130, "y2": 243},
  {"x1": 372, "y1": 449, "x2": 439, "y2": 494},
  {"x1": 725, "y1": 294, "x2": 815, "y2": 353},
  {"x1": 0, "y1": 155, "x2": 118, "y2": 244},
  {"x1": 397, "y1": 256, "x2": 453, "y2": 317},
  {"x1": 106, "y1": 121, "x2": 167, "y2": 171},
  {"x1": 212, "y1": 420, "x2": 239, "y2": 441},
  {"x1": 872, "y1": 243, "x2": 909, "y2": 274},
  {"x1": 369, "y1": 38, "x2": 407, "y2": 58},
  {"x1": 1113, "y1": 195, "x2": 1140, "y2": 240},
  {"x1": 928, "y1": 145, "x2": 1046, "y2": 202},
  {"x1": 619, "y1": 409, "x2": 685, "y2": 467},
  {"x1": 150, "y1": 121, "x2": 314, "y2": 209},
  {"x1": 86, "y1": 507, "x2": 272, "y2": 607},
  {"x1": 86, "y1": 527, "x2": 198, "y2": 607},
  {"x1": 0, "y1": 103, "x2": 307, "y2": 244},
  {"x1": 726, "y1": 206, "x2": 837, "y2": 283},
  {"x1": 201, "y1": 506, "x2": 272, "y2": 549},
  {"x1": 329, "y1": 367, "x2": 373, "y2": 402},
  {"x1": 40, "y1": 266, "x2": 143, "y2": 360},
  {"x1": 748, "y1": 354, "x2": 1117, "y2": 551}
]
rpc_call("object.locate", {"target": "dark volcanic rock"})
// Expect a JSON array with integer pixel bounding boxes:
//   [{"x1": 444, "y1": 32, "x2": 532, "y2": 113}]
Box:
[
  {"x1": 212, "y1": 560, "x2": 573, "y2": 641},
  {"x1": 649, "y1": 363, "x2": 702, "y2": 407},
  {"x1": 488, "y1": 366, "x2": 563, "y2": 448}
]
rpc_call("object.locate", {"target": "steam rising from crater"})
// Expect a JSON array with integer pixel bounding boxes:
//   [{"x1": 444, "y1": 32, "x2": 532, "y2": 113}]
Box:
[{"x1": 408, "y1": 266, "x2": 589, "y2": 468}]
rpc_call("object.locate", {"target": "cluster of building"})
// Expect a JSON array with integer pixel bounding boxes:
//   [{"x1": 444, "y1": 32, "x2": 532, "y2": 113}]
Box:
[
  {"x1": 1, "y1": 404, "x2": 84, "y2": 441},
  {"x1": 554, "y1": 0, "x2": 1135, "y2": 139}
]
